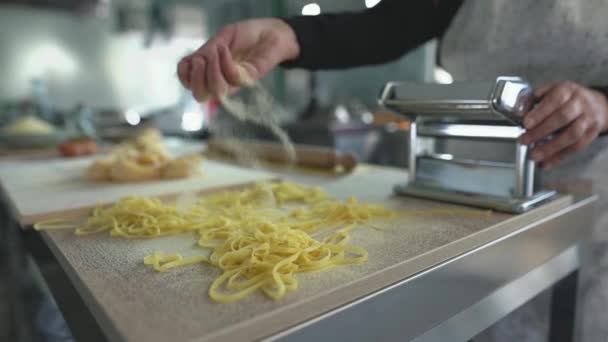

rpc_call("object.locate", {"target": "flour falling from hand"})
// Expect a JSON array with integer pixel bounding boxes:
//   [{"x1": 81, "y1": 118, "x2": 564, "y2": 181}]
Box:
[{"x1": 213, "y1": 66, "x2": 296, "y2": 166}]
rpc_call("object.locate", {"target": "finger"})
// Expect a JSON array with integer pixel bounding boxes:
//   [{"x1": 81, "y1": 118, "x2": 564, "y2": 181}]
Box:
[
  {"x1": 529, "y1": 118, "x2": 588, "y2": 162},
  {"x1": 218, "y1": 44, "x2": 243, "y2": 87},
  {"x1": 541, "y1": 128, "x2": 596, "y2": 169},
  {"x1": 215, "y1": 25, "x2": 237, "y2": 47},
  {"x1": 226, "y1": 85, "x2": 240, "y2": 97},
  {"x1": 524, "y1": 85, "x2": 573, "y2": 129},
  {"x1": 519, "y1": 97, "x2": 581, "y2": 145},
  {"x1": 205, "y1": 49, "x2": 229, "y2": 97},
  {"x1": 534, "y1": 82, "x2": 559, "y2": 98},
  {"x1": 191, "y1": 57, "x2": 209, "y2": 102},
  {"x1": 237, "y1": 62, "x2": 257, "y2": 86},
  {"x1": 177, "y1": 57, "x2": 193, "y2": 89},
  {"x1": 194, "y1": 25, "x2": 236, "y2": 58}
]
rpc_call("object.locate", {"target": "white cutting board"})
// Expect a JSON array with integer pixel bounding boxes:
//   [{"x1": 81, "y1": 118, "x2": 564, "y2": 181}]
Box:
[{"x1": 0, "y1": 140, "x2": 276, "y2": 225}]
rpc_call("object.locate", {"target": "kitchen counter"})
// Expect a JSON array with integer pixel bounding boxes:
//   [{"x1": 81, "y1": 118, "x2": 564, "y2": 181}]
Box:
[{"x1": 0, "y1": 143, "x2": 596, "y2": 342}]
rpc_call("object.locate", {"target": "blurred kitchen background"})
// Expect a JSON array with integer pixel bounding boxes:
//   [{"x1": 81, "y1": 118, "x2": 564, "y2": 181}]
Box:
[
  {"x1": 0, "y1": 0, "x2": 450, "y2": 167},
  {"x1": 0, "y1": 2, "x2": 445, "y2": 340},
  {"x1": 6, "y1": 2, "x2": 607, "y2": 342}
]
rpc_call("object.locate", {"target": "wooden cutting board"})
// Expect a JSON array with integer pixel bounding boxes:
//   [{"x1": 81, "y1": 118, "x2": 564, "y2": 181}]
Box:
[
  {"x1": 38, "y1": 166, "x2": 574, "y2": 342},
  {"x1": 0, "y1": 155, "x2": 277, "y2": 226}
]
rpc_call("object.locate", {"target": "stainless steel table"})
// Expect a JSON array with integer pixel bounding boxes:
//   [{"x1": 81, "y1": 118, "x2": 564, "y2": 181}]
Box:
[
  {"x1": 273, "y1": 196, "x2": 594, "y2": 342},
  {"x1": 1, "y1": 161, "x2": 596, "y2": 342}
]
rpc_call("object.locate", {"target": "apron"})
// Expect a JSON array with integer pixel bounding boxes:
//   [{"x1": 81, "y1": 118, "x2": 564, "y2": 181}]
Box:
[{"x1": 440, "y1": 1, "x2": 608, "y2": 341}]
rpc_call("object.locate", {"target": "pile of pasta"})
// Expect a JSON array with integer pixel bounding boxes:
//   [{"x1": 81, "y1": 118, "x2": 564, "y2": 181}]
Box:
[
  {"x1": 35, "y1": 182, "x2": 396, "y2": 302},
  {"x1": 88, "y1": 128, "x2": 202, "y2": 182}
]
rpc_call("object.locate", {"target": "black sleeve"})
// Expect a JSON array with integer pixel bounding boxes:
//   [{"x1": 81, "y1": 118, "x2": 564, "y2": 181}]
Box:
[
  {"x1": 591, "y1": 85, "x2": 608, "y2": 97},
  {"x1": 281, "y1": 0, "x2": 463, "y2": 70},
  {"x1": 590, "y1": 86, "x2": 608, "y2": 134}
]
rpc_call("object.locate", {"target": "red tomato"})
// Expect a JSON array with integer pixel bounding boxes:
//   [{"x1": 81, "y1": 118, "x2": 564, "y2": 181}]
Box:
[{"x1": 58, "y1": 138, "x2": 97, "y2": 157}]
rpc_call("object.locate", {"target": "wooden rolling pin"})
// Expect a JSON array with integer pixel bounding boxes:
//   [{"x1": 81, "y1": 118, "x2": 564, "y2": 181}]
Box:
[{"x1": 206, "y1": 138, "x2": 358, "y2": 172}]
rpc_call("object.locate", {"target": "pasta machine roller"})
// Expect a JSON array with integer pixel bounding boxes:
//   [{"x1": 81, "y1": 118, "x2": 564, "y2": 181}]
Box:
[{"x1": 378, "y1": 76, "x2": 556, "y2": 213}]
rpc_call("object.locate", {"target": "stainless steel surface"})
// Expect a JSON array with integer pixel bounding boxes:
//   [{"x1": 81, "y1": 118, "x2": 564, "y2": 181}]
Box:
[
  {"x1": 268, "y1": 195, "x2": 595, "y2": 342},
  {"x1": 420, "y1": 153, "x2": 513, "y2": 168},
  {"x1": 400, "y1": 121, "x2": 547, "y2": 211},
  {"x1": 412, "y1": 244, "x2": 579, "y2": 342},
  {"x1": 394, "y1": 183, "x2": 557, "y2": 214},
  {"x1": 526, "y1": 159, "x2": 536, "y2": 196},
  {"x1": 401, "y1": 129, "x2": 548, "y2": 211},
  {"x1": 417, "y1": 123, "x2": 524, "y2": 140},
  {"x1": 490, "y1": 77, "x2": 535, "y2": 125},
  {"x1": 415, "y1": 155, "x2": 515, "y2": 197},
  {"x1": 378, "y1": 77, "x2": 532, "y2": 125},
  {"x1": 408, "y1": 121, "x2": 417, "y2": 182},
  {"x1": 379, "y1": 76, "x2": 550, "y2": 212},
  {"x1": 514, "y1": 143, "x2": 529, "y2": 197},
  {"x1": 378, "y1": 82, "x2": 500, "y2": 121}
]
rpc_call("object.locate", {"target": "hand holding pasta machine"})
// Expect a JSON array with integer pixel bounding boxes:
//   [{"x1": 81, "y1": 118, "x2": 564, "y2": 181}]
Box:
[{"x1": 378, "y1": 76, "x2": 556, "y2": 213}]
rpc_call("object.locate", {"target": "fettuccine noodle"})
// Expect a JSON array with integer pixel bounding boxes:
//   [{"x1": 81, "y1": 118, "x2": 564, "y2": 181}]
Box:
[
  {"x1": 88, "y1": 128, "x2": 203, "y2": 182},
  {"x1": 35, "y1": 182, "x2": 396, "y2": 302}
]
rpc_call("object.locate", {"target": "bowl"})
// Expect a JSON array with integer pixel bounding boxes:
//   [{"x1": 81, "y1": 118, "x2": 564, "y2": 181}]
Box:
[{"x1": 0, "y1": 131, "x2": 66, "y2": 149}]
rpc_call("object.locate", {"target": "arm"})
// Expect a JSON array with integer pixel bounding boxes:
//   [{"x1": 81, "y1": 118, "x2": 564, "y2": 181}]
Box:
[
  {"x1": 176, "y1": 0, "x2": 462, "y2": 99},
  {"x1": 281, "y1": 0, "x2": 464, "y2": 70}
]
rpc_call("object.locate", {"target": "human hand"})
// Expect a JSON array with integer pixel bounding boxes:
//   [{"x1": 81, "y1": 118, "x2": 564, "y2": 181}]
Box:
[
  {"x1": 177, "y1": 18, "x2": 299, "y2": 101},
  {"x1": 517, "y1": 81, "x2": 608, "y2": 169}
]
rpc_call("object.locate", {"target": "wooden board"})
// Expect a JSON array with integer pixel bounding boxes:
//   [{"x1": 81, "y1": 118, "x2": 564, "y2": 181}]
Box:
[
  {"x1": 206, "y1": 138, "x2": 358, "y2": 172},
  {"x1": 39, "y1": 165, "x2": 574, "y2": 342},
  {"x1": 0, "y1": 139, "x2": 277, "y2": 226}
]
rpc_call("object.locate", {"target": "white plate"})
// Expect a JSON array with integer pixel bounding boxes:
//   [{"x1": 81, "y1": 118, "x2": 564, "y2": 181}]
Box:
[{"x1": 0, "y1": 131, "x2": 66, "y2": 148}]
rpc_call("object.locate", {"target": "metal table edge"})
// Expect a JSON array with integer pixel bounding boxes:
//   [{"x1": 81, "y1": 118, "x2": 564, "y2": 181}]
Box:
[{"x1": 265, "y1": 195, "x2": 597, "y2": 342}]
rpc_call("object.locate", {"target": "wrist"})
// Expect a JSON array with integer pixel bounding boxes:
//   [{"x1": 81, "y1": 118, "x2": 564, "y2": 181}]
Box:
[
  {"x1": 588, "y1": 86, "x2": 608, "y2": 133},
  {"x1": 272, "y1": 18, "x2": 300, "y2": 62},
  {"x1": 595, "y1": 90, "x2": 608, "y2": 133}
]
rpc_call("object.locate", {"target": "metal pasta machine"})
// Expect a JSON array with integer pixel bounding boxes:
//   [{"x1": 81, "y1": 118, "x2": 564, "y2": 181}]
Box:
[{"x1": 378, "y1": 76, "x2": 556, "y2": 213}]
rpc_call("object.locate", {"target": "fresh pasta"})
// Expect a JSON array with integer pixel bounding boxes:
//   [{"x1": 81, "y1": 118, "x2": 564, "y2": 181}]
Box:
[
  {"x1": 144, "y1": 252, "x2": 208, "y2": 272},
  {"x1": 88, "y1": 128, "x2": 203, "y2": 182},
  {"x1": 35, "y1": 182, "x2": 396, "y2": 302}
]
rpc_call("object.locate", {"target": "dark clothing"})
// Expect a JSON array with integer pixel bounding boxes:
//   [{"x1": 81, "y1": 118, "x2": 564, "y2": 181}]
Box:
[
  {"x1": 282, "y1": 0, "x2": 464, "y2": 70},
  {"x1": 281, "y1": 0, "x2": 608, "y2": 101}
]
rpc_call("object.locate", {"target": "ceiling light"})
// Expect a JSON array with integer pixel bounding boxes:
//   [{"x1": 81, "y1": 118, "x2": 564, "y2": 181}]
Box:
[{"x1": 302, "y1": 3, "x2": 321, "y2": 16}]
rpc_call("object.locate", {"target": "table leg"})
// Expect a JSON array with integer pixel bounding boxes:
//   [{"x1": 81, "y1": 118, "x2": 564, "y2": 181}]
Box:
[
  {"x1": 1, "y1": 197, "x2": 40, "y2": 341},
  {"x1": 21, "y1": 229, "x2": 108, "y2": 342},
  {"x1": 549, "y1": 270, "x2": 579, "y2": 342}
]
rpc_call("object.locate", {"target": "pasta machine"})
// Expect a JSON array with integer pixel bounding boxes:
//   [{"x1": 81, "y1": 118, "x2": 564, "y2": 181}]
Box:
[{"x1": 378, "y1": 76, "x2": 556, "y2": 213}]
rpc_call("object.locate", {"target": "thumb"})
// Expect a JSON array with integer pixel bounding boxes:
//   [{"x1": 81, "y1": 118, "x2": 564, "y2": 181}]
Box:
[
  {"x1": 236, "y1": 62, "x2": 258, "y2": 86},
  {"x1": 239, "y1": 41, "x2": 287, "y2": 82}
]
